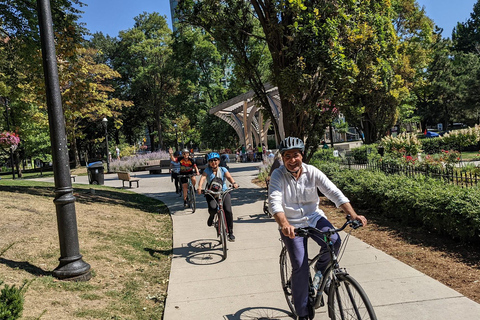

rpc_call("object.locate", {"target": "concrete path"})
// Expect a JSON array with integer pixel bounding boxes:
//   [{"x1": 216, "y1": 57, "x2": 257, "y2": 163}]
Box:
[{"x1": 34, "y1": 162, "x2": 480, "y2": 319}]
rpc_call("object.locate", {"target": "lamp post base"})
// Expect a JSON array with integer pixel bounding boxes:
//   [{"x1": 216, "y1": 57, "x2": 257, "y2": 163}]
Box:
[{"x1": 52, "y1": 255, "x2": 91, "y2": 281}]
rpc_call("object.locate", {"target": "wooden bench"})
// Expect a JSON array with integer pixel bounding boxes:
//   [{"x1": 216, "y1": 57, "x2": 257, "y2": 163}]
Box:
[
  {"x1": 145, "y1": 159, "x2": 172, "y2": 174},
  {"x1": 117, "y1": 172, "x2": 140, "y2": 188}
]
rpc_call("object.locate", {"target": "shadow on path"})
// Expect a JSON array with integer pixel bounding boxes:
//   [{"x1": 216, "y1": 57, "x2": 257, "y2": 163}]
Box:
[{"x1": 225, "y1": 306, "x2": 293, "y2": 320}]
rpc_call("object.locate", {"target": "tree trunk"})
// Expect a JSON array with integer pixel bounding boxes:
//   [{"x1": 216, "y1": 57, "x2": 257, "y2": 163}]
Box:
[
  {"x1": 69, "y1": 136, "x2": 80, "y2": 168},
  {"x1": 14, "y1": 150, "x2": 22, "y2": 178}
]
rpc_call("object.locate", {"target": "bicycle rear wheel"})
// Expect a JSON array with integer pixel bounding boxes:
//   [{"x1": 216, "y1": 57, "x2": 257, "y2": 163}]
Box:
[
  {"x1": 279, "y1": 246, "x2": 296, "y2": 317},
  {"x1": 219, "y1": 210, "x2": 227, "y2": 260},
  {"x1": 327, "y1": 273, "x2": 377, "y2": 320},
  {"x1": 189, "y1": 183, "x2": 196, "y2": 213}
]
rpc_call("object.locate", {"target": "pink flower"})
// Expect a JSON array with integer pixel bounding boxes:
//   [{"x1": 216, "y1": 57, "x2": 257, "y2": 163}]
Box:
[{"x1": 0, "y1": 131, "x2": 20, "y2": 148}]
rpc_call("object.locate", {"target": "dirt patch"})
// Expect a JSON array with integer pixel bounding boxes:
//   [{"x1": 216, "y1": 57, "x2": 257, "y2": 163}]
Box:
[{"x1": 0, "y1": 184, "x2": 172, "y2": 320}]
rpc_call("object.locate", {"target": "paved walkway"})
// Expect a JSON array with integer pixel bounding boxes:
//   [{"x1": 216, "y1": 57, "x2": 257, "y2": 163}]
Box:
[{"x1": 35, "y1": 162, "x2": 480, "y2": 319}]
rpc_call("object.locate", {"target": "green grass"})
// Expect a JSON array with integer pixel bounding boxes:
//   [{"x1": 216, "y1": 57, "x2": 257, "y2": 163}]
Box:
[
  {"x1": 460, "y1": 151, "x2": 480, "y2": 161},
  {"x1": 1, "y1": 178, "x2": 172, "y2": 319}
]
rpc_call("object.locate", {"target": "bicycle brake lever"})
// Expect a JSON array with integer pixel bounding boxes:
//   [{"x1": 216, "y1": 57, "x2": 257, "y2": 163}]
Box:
[
  {"x1": 295, "y1": 228, "x2": 309, "y2": 237},
  {"x1": 350, "y1": 220, "x2": 362, "y2": 229}
]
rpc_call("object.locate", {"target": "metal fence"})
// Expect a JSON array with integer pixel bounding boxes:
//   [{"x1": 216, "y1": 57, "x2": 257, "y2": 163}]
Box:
[{"x1": 340, "y1": 160, "x2": 480, "y2": 188}]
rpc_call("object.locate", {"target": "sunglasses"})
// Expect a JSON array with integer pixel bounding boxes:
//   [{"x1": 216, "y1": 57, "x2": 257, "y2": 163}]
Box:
[{"x1": 208, "y1": 159, "x2": 219, "y2": 162}]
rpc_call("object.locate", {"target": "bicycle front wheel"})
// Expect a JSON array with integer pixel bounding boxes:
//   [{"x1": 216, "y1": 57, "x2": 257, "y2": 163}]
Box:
[
  {"x1": 219, "y1": 211, "x2": 227, "y2": 260},
  {"x1": 328, "y1": 273, "x2": 377, "y2": 320},
  {"x1": 189, "y1": 184, "x2": 196, "y2": 213},
  {"x1": 279, "y1": 246, "x2": 296, "y2": 317}
]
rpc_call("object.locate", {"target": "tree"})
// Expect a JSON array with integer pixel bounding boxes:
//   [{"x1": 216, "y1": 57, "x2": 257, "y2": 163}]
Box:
[
  {"x1": 59, "y1": 47, "x2": 132, "y2": 167},
  {"x1": 114, "y1": 12, "x2": 177, "y2": 151},
  {"x1": 179, "y1": 0, "x2": 412, "y2": 157},
  {"x1": 1, "y1": 0, "x2": 86, "y2": 172},
  {"x1": 452, "y1": 1, "x2": 480, "y2": 53}
]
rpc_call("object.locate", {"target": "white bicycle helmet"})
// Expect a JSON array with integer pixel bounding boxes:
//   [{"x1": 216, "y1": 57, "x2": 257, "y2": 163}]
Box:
[{"x1": 279, "y1": 137, "x2": 305, "y2": 154}]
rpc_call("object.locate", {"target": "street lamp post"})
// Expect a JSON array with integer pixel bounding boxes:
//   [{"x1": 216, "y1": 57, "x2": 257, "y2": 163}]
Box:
[
  {"x1": 102, "y1": 118, "x2": 110, "y2": 173},
  {"x1": 37, "y1": 0, "x2": 90, "y2": 281},
  {"x1": 174, "y1": 124, "x2": 179, "y2": 151}
]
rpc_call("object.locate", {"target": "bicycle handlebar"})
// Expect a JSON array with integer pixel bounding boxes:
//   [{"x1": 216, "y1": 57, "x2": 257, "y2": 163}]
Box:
[
  {"x1": 203, "y1": 186, "x2": 238, "y2": 197},
  {"x1": 295, "y1": 215, "x2": 362, "y2": 238},
  {"x1": 178, "y1": 173, "x2": 196, "y2": 178}
]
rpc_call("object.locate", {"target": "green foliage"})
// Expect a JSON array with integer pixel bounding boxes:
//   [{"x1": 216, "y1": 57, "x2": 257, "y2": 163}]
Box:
[
  {"x1": 0, "y1": 280, "x2": 24, "y2": 320},
  {"x1": 310, "y1": 149, "x2": 339, "y2": 164},
  {"x1": 350, "y1": 144, "x2": 381, "y2": 163},
  {"x1": 380, "y1": 132, "x2": 422, "y2": 156},
  {"x1": 421, "y1": 126, "x2": 480, "y2": 154},
  {"x1": 316, "y1": 162, "x2": 480, "y2": 243}
]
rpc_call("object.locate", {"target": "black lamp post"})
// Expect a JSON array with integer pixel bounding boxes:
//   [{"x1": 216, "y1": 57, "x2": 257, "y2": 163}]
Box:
[
  {"x1": 102, "y1": 118, "x2": 110, "y2": 173},
  {"x1": 174, "y1": 124, "x2": 179, "y2": 151},
  {"x1": 37, "y1": 0, "x2": 90, "y2": 281}
]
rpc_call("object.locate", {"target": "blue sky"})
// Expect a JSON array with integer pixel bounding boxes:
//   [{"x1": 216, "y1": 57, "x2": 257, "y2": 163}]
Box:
[{"x1": 76, "y1": 0, "x2": 477, "y2": 38}]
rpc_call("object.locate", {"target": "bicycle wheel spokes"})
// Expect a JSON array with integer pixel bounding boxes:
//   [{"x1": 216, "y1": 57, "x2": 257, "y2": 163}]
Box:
[
  {"x1": 328, "y1": 274, "x2": 376, "y2": 320},
  {"x1": 280, "y1": 246, "x2": 296, "y2": 317}
]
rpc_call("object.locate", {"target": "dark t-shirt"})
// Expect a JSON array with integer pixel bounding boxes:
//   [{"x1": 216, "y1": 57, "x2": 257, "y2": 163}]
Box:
[{"x1": 177, "y1": 156, "x2": 196, "y2": 174}]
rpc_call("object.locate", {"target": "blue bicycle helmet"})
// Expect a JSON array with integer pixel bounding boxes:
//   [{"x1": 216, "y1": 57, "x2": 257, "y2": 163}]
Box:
[
  {"x1": 207, "y1": 152, "x2": 220, "y2": 161},
  {"x1": 279, "y1": 136, "x2": 305, "y2": 154}
]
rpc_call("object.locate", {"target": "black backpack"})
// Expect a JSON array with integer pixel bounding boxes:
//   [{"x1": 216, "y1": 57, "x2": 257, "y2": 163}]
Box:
[{"x1": 208, "y1": 169, "x2": 224, "y2": 192}]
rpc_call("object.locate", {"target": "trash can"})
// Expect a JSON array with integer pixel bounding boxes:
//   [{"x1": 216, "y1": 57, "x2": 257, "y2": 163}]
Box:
[{"x1": 87, "y1": 161, "x2": 104, "y2": 185}]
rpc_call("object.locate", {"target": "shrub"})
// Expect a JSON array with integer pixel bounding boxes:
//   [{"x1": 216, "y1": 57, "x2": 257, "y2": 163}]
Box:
[
  {"x1": 109, "y1": 150, "x2": 170, "y2": 172},
  {"x1": 421, "y1": 125, "x2": 480, "y2": 154},
  {"x1": 315, "y1": 162, "x2": 480, "y2": 243},
  {"x1": 349, "y1": 144, "x2": 381, "y2": 163},
  {"x1": 0, "y1": 281, "x2": 24, "y2": 320},
  {"x1": 380, "y1": 132, "x2": 421, "y2": 156}
]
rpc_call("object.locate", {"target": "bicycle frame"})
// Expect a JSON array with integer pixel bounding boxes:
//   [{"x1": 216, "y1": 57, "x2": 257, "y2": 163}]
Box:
[
  {"x1": 204, "y1": 187, "x2": 234, "y2": 259},
  {"x1": 178, "y1": 173, "x2": 196, "y2": 212},
  {"x1": 204, "y1": 188, "x2": 234, "y2": 232}
]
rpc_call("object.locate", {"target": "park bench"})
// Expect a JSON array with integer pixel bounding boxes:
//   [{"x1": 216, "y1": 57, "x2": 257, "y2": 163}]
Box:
[
  {"x1": 145, "y1": 159, "x2": 172, "y2": 174},
  {"x1": 117, "y1": 171, "x2": 140, "y2": 188},
  {"x1": 70, "y1": 175, "x2": 77, "y2": 182}
]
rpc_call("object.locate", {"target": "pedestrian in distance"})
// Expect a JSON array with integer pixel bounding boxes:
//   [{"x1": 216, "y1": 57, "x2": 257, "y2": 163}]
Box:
[
  {"x1": 268, "y1": 137, "x2": 368, "y2": 320},
  {"x1": 170, "y1": 151, "x2": 181, "y2": 195},
  {"x1": 197, "y1": 152, "x2": 239, "y2": 242}
]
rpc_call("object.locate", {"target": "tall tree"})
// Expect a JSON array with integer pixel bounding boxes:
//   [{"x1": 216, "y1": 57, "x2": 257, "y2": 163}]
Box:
[
  {"x1": 115, "y1": 12, "x2": 176, "y2": 151},
  {"x1": 452, "y1": 1, "x2": 480, "y2": 53},
  {"x1": 59, "y1": 47, "x2": 132, "y2": 167},
  {"x1": 179, "y1": 0, "x2": 410, "y2": 156}
]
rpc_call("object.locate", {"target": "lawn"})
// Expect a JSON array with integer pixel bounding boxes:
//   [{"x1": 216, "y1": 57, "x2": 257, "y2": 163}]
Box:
[{"x1": 0, "y1": 179, "x2": 172, "y2": 320}]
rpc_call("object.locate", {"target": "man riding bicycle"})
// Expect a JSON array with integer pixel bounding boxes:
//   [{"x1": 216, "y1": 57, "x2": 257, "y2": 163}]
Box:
[
  {"x1": 268, "y1": 137, "x2": 368, "y2": 320},
  {"x1": 169, "y1": 148, "x2": 200, "y2": 208}
]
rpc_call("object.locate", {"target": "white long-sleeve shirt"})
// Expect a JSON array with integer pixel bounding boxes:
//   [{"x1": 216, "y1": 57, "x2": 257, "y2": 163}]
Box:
[{"x1": 268, "y1": 163, "x2": 350, "y2": 228}]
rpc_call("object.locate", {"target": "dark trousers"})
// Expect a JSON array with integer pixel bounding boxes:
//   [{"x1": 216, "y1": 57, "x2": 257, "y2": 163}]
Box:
[
  {"x1": 280, "y1": 217, "x2": 341, "y2": 317},
  {"x1": 172, "y1": 172, "x2": 180, "y2": 193},
  {"x1": 205, "y1": 193, "x2": 233, "y2": 232}
]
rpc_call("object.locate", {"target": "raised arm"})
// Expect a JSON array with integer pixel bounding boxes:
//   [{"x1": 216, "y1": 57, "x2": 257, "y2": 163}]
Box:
[{"x1": 197, "y1": 171, "x2": 207, "y2": 194}]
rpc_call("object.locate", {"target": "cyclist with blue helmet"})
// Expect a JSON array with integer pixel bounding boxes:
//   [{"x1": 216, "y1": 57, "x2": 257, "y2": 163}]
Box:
[
  {"x1": 269, "y1": 137, "x2": 367, "y2": 320},
  {"x1": 197, "y1": 152, "x2": 239, "y2": 241}
]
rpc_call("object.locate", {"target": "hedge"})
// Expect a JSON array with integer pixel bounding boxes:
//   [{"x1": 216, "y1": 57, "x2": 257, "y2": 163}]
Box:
[{"x1": 316, "y1": 162, "x2": 480, "y2": 243}]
